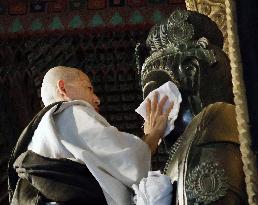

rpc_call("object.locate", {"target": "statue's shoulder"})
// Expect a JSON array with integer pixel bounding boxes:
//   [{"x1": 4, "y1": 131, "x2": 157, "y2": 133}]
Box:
[{"x1": 195, "y1": 102, "x2": 239, "y2": 145}]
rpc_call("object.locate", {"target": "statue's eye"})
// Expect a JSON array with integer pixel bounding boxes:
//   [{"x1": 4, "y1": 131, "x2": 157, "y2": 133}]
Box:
[
  {"x1": 184, "y1": 64, "x2": 196, "y2": 74},
  {"x1": 182, "y1": 59, "x2": 199, "y2": 75},
  {"x1": 185, "y1": 65, "x2": 192, "y2": 71}
]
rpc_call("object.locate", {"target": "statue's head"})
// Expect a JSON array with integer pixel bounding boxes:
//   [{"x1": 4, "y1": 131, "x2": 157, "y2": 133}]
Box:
[{"x1": 138, "y1": 10, "x2": 233, "y2": 115}]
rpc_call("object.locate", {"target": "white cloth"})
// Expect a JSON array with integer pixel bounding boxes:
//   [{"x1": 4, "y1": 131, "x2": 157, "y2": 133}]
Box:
[
  {"x1": 132, "y1": 171, "x2": 172, "y2": 205},
  {"x1": 135, "y1": 81, "x2": 182, "y2": 137},
  {"x1": 27, "y1": 100, "x2": 151, "y2": 205}
]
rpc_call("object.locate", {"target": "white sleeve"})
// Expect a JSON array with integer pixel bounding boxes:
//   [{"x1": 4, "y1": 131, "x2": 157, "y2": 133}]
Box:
[{"x1": 54, "y1": 104, "x2": 151, "y2": 187}]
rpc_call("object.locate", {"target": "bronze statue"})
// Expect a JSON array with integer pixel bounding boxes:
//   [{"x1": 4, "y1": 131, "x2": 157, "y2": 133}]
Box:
[{"x1": 136, "y1": 9, "x2": 247, "y2": 205}]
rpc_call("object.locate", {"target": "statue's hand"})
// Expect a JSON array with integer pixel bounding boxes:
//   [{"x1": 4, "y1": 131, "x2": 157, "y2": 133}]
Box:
[{"x1": 144, "y1": 92, "x2": 174, "y2": 138}]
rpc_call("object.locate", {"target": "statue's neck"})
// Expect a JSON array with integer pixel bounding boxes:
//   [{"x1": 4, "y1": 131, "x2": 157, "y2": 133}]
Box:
[
  {"x1": 188, "y1": 93, "x2": 203, "y2": 115},
  {"x1": 163, "y1": 92, "x2": 203, "y2": 148},
  {"x1": 173, "y1": 92, "x2": 203, "y2": 133},
  {"x1": 164, "y1": 96, "x2": 194, "y2": 148}
]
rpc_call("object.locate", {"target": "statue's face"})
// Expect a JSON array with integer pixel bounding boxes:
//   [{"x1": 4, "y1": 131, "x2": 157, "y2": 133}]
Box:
[
  {"x1": 142, "y1": 56, "x2": 204, "y2": 115},
  {"x1": 177, "y1": 57, "x2": 200, "y2": 94},
  {"x1": 142, "y1": 56, "x2": 201, "y2": 98}
]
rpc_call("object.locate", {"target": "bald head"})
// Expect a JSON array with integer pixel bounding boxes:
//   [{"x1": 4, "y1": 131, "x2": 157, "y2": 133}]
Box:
[
  {"x1": 41, "y1": 66, "x2": 92, "y2": 104},
  {"x1": 41, "y1": 66, "x2": 100, "y2": 111}
]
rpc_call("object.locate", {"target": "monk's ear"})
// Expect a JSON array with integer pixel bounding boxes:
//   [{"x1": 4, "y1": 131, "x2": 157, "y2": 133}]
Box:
[{"x1": 57, "y1": 80, "x2": 67, "y2": 96}]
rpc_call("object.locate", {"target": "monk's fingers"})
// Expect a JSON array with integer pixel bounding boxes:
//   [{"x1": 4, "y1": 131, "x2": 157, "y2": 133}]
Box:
[
  {"x1": 151, "y1": 92, "x2": 158, "y2": 113},
  {"x1": 165, "y1": 101, "x2": 174, "y2": 118},
  {"x1": 157, "y1": 95, "x2": 169, "y2": 115},
  {"x1": 146, "y1": 98, "x2": 151, "y2": 121},
  {"x1": 143, "y1": 121, "x2": 150, "y2": 135},
  {"x1": 149, "y1": 113, "x2": 156, "y2": 127}
]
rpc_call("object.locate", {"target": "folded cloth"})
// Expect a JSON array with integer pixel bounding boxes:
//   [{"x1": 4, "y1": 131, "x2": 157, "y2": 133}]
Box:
[
  {"x1": 132, "y1": 171, "x2": 173, "y2": 205},
  {"x1": 135, "y1": 81, "x2": 182, "y2": 137}
]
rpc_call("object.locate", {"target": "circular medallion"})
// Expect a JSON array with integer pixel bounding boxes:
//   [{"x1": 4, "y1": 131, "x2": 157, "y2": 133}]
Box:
[
  {"x1": 167, "y1": 22, "x2": 194, "y2": 46},
  {"x1": 186, "y1": 162, "x2": 228, "y2": 204}
]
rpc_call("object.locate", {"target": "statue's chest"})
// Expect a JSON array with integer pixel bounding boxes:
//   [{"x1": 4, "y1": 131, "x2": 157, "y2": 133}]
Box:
[{"x1": 164, "y1": 114, "x2": 204, "y2": 205}]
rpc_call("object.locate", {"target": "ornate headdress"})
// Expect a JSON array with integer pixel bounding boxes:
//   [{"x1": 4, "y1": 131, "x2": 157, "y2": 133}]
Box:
[{"x1": 138, "y1": 9, "x2": 224, "y2": 91}]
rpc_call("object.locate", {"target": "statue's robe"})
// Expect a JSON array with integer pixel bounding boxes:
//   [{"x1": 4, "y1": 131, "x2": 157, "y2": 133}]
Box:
[{"x1": 165, "y1": 102, "x2": 248, "y2": 205}]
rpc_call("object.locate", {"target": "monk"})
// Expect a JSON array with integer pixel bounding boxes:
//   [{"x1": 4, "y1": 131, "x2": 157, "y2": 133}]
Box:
[{"x1": 8, "y1": 66, "x2": 173, "y2": 205}]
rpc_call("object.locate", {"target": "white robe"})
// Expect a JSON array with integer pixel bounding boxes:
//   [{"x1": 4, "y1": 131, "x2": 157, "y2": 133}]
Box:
[{"x1": 28, "y1": 100, "x2": 151, "y2": 205}]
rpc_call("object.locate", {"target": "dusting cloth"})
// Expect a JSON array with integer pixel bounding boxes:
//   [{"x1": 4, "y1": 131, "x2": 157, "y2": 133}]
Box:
[
  {"x1": 132, "y1": 171, "x2": 173, "y2": 205},
  {"x1": 135, "y1": 81, "x2": 182, "y2": 137}
]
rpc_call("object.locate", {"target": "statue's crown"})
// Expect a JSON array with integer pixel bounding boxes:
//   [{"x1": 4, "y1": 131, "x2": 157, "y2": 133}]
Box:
[{"x1": 141, "y1": 9, "x2": 224, "y2": 87}]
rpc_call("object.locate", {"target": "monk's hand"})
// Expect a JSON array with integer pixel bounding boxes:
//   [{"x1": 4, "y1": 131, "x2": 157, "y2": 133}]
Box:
[{"x1": 144, "y1": 92, "x2": 174, "y2": 138}]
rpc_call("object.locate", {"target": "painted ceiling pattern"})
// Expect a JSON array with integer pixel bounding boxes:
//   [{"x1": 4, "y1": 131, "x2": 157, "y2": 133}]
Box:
[{"x1": 0, "y1": 0, "x2": 185, "y2": 35}]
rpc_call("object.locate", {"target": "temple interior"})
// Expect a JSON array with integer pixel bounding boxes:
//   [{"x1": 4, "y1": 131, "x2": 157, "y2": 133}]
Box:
[{"x1": 0, "y1": 0, "x2": 257, "y2": 204}]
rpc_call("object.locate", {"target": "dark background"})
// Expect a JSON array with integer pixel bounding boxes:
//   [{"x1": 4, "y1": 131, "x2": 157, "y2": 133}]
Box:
[{"x1": 236, "y1": 0, "x2": 258, "y2": 162}]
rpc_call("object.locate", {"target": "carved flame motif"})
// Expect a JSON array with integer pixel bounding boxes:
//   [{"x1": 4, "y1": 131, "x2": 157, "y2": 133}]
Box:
[
  {"x1": 168, "y1": 9, "x2": 188, "y2": 24},
  {"x1": 146, "y1": 10, "x2": 194, "y2": 53},
  {"x1": 186, "y1": 161, "x2": 229, "y2": 204},
  {"x1": 160, "y1": 23, "x2": 169, "y2": 46}
]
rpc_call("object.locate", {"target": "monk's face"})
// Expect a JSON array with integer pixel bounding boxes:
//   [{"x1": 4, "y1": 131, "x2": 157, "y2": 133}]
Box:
[{"x1": 65, "y1": 72, "x2": 100, "y2": 112}]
